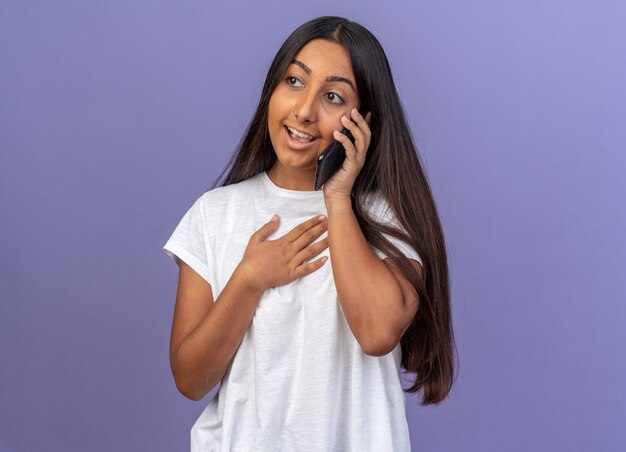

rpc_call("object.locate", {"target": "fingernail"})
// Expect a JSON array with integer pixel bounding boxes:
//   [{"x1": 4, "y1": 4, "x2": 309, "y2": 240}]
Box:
[
  {"x1": 318, "y1": 215, "x2": 327, "y2": 221},
  {"x1": 341, "y1": 115, "x2": 348, "y2": 122},
  {"x1": 321, "y1": 256, "x2": 328, "y2": 263},
  {"x1": 333, "y1": 130, "x2": 341, "y2": 137},
  {"x1": 271, "y1": 214, "x2": 278, "y2": 222}
]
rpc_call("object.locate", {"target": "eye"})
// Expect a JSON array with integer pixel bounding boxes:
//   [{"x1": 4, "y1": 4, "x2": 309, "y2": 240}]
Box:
[
  {"x1": 285, "y1": 75, "x2": 303, "y2": 87},
  {"x1": 325, "y1": 92, "x2": 344, "y2": 105}
]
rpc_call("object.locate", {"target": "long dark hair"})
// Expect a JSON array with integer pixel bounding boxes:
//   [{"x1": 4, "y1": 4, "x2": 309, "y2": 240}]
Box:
[{"x1": 210, "y1": 16, "x2": 457, "y2": 405}]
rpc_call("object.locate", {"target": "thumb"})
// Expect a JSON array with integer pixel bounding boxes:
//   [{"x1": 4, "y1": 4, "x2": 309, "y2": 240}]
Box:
[{"x1": 254, "y1": 214, "x2": 280, "y2": 242}]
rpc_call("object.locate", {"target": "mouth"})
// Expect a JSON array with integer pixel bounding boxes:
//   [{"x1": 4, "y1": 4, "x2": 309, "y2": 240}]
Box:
[{"x1": 283, "y1": 125, "x2": 320, "y2": 149}]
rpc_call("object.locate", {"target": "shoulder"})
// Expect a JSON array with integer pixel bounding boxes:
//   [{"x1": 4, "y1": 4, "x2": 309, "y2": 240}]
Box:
[
  {"x1": 360, "y1": 191, "x2": 411, "y2": 238},
  {"x1": 196, "y1": 173, "x2": 263, "y2": 210},
  {"x1": 360, "y1": 191, "x2": 394, "y2": 222}
]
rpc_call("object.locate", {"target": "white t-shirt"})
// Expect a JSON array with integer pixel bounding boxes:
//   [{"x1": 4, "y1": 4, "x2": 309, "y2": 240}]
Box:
[{"x1": 163, "y1": 171, "x2": 422, "y2": 452}]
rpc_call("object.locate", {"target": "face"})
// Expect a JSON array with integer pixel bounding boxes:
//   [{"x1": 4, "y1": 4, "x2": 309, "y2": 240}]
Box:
[{"x1": 267, "y1": 39, "x2": 360, "y2": 185}]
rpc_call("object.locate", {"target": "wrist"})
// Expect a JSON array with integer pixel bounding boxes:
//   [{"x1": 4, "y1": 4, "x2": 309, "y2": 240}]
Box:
[
  {"x1": 233, "y1": 262, "x2": 267, "y2": 296},
  {"x1": 324, "y1": 195, "x2": 353, "y2": 215}
]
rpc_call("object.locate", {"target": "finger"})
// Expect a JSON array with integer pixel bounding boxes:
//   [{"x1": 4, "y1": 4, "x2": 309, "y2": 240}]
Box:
[
  {"x1": 292, "y1": 255, "x2": 329, "y2": 279},
  {"x1": 333, "y1": 129, "x2": 358, "y2": 163},
  {"x1": 350, "y1": 108, "x2": 372, "y2": 150},
  {"x1": 288, "y1": 221, "x2": 327, "y2": 254},
  {"x1": 340, "y1": 114, "x2": 365, "y2": 148},
  {"x1": 365, "y1": 111, "x2": 372, "y2": 126},
  {"x1": 291, "y1": 219, "x2": 327, "y2": 250},
  {"x1": 293, "y1": 240, "x2": 329, "y2": 268},
  {"x1": 284, "y1": 214, "x2": 327, "y2": 242},
  {"x1": 351, "y1": 107, "x2": 370, "y2": 130},
  {"x1": 253, "y1": 214, "x2": 280, "y2": 242},
  {"x1": 293, "y1": 238, "x2": 329, "y2": 265}
]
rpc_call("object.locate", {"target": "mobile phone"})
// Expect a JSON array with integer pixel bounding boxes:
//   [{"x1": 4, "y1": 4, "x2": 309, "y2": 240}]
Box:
[{"x1": 313, "y1": 104, "x2": 369, "y2": 191}]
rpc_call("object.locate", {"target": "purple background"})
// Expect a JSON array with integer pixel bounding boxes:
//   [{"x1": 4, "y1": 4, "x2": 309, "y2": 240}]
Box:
[{"x1": 1, "y1": 1, "x2": 625, "y2": 451}]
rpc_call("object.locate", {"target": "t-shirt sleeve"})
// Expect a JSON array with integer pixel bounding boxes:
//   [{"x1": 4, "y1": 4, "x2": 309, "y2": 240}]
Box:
[
  {"x1": 163, "y1": 194, "x2": 213, "y2": 286},
  {"x1": 366, "y1": 193, "x2": 424, "y2": 266}
]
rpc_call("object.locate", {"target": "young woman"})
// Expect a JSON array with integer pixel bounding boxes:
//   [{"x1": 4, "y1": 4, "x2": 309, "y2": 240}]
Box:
[{"x1": 164, "y1": 16, "x2": 456, "y2": 451}]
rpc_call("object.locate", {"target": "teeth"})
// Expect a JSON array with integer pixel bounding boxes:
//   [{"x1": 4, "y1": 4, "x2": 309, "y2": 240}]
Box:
[{"x1": 287, "y1": 126, "x2": 315, "y2": 140}]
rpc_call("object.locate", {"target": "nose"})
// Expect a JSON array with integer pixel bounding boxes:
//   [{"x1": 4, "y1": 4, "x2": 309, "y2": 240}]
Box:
[{"x1": 293, "y1": 92, "x2": 317, "y2": 123}]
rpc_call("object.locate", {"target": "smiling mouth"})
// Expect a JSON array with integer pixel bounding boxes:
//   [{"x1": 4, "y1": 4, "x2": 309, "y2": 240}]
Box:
[{"x1": 285, "y1": 126, "x2": 318, "y2": 143}]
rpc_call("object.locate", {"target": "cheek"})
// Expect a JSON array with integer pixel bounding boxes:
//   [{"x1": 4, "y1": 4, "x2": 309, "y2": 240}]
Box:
[
  {"x1": 268, "y1": 88, "x2": 292, "y2": 119},
  {"x1": 316, "y1": 133, "x2": 336, "y2": 156},
  {"x1": 320, "y1": 116, "x2": 342, "y2": 143},
  {"x1": 267, "y1": 91, "x2": 284, "y2": 125},
  {"x1": 266, "y1": 101, "x2": 280, "y2": 147},
  {"x1": 267, "y1": 98, "x2": 278, "y2": 127}
]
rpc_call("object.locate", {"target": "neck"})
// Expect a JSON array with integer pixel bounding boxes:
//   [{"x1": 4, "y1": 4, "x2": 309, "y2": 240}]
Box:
[{"x1": 266, "y1": 163, "x2": 316, "y2": 191}]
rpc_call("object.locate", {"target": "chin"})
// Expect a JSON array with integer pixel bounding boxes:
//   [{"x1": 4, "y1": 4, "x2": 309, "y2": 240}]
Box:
[
  {"x1": 282, "y1": 159, "x2": 318, "y2": 171},
  {"x1": 275, "y1": 149, "x2": 319, "y2": 169}
]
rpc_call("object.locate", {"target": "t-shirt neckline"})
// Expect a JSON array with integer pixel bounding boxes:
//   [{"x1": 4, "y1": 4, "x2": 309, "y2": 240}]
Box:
[{"x1": 260, "y1": 171, "x2": 323, "y2": 200}]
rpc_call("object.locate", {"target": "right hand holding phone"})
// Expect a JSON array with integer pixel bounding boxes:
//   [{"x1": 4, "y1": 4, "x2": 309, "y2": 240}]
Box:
[{"x1": 236, "y1": 214, "x2": 329, "y2": 292}]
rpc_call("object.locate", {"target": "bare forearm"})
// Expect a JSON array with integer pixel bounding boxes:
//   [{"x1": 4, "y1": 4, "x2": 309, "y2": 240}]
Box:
[
  {"x1": 326, "y1": 197, "x2": 406, "y2": 354},
  {"x1": 173, "y1": 265, "x2": 265, "y2": 400}
]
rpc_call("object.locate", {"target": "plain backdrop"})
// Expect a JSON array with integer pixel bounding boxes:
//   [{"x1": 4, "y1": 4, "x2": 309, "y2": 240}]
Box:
[{"x1": 1, "y1": 1, "x2": 625, "y2": 451}]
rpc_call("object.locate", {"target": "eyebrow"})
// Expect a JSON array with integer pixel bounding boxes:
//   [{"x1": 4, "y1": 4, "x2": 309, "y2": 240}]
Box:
[{"x1": 290, "y1": 59, "x2": 356, "y2": 92}]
